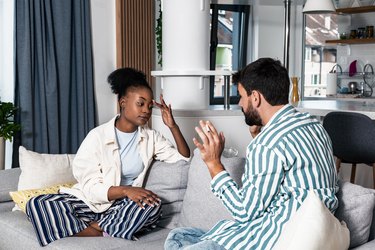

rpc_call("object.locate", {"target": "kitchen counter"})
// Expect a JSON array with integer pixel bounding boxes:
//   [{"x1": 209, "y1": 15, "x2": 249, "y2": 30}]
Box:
[{"x1": 295, "y1": 99, "x2": 375, "y2": 119}]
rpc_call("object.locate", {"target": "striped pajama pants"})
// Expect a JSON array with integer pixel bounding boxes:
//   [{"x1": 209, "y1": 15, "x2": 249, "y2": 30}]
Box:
[{"x1": 26, "y1": 194, "x2": 161, "y2": 246}]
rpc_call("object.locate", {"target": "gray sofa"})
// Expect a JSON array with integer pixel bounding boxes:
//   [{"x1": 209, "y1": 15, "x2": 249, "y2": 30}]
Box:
[{"x1": 1, "y1": 149, "x2": 375, "y2": 249}]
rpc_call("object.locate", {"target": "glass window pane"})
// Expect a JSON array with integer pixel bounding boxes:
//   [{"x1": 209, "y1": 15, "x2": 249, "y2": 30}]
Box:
[
  {"x1": 210, "y1": 4, "x2": 249, "y2": 105},
  {"x1": 213, "y1": 10, "x2": 235, "y2": 99},
  {"x1": 303, "y1": 14, "x2": 338, "y2": 98}
]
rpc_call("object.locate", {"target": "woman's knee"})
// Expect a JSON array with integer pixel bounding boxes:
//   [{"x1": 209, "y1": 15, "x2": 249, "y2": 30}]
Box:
[
  {"x1": 26, "y1": 194, "x2": 61, "y2": 217},
  {"x1": 26, "y1": 195, "x2": 46, "y2": 215}
]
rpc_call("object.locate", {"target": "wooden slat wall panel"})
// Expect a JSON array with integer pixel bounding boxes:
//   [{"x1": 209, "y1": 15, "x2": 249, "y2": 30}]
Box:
[{"x1": 116, "y1": 0, "x2": 155, "y2": 86}]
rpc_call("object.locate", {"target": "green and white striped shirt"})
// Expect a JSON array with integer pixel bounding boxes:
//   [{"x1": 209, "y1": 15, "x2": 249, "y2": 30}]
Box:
[{"x1": 202, "y1": 104, "x2": 338, "y2": 250}]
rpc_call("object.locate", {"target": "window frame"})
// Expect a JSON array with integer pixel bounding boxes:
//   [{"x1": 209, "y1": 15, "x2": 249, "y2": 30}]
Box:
[{"x1": 209, "y1": 3, "x2": 250, "y2": 105}]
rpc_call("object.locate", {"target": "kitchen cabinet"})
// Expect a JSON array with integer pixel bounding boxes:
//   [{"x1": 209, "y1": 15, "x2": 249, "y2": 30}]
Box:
[{"x1": 325, "y1": 6, "x2": 375, "y2": 45}]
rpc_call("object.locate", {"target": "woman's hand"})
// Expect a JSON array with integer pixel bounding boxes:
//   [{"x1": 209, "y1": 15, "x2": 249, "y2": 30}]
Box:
[
  {"x1": 124, "y1": 186, "x2": 160, "y2": 208},
  {"x1": 108, "y1": 186, "x2": 160, "y2": 209},
  {"x1": 153, "y1": 94, "x2": 176, "y2": 129},
  {"x1": 153, "y1": 94, "x2": 191, "y2": 158}
]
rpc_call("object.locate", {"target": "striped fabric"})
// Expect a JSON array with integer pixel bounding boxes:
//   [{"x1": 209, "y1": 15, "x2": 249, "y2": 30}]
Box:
[
  {"x1": 202, "y1": 105, "x2": 338, "y2": 250},
  {"x1": 26, "y1": 194, "x2": 161, "y2": 246}
]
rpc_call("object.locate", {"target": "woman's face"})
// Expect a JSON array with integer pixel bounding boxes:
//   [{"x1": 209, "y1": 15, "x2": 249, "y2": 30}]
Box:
[{"x1": 121, "y1": 87, "x2": 153, "y2": 127}]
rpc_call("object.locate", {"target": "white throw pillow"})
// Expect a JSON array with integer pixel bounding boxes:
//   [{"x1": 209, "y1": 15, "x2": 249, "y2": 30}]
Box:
[
  {"x1": 17, "y1": 146, "x2": 76, "y2": 191},
  {"x1": 273, "y1": 190, "x2": 350, "y2": 250}
]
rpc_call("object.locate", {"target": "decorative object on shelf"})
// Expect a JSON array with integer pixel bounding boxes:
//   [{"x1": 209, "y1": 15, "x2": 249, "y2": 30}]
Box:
[
  {"x1": 350, "y1": 29, "x2": 358, "y2": 39},
  {"x1": 0, "y1": 101, "x2": 21, "y2": 169},
  {"x1": 290, "y1": 77, "x2": 300, "y2": 106},
  {"x1": 357, "y1": 27, "x2": 366, "y2": 39},
  {"x1": 303, "y1": 0, "x2": 336, "y2": 13},
  {"x1": 327, "y1": 64, "x2": 343, "y2": 96},
  {"x1": 349, "y1": 60, "x2": 358, "y2": 76},
  {"x1": 366, "y1": 25, "x2": 374, "y2": 38},
  {"x1": 340, "y1": 32, "x2": 348, "y2": 39},
  {"x1": 348, "y1": 81, "x2": 359, "y2": 93}
]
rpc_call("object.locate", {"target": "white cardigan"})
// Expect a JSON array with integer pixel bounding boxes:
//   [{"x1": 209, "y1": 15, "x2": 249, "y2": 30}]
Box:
[{"x1": 60, "y1": 116, "x2": 189, "y2": 213}]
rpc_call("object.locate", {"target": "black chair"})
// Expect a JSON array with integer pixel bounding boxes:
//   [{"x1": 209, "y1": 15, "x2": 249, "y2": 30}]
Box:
[{"x1": 323, "y1": 111, "x2": 375, "y2": 188}]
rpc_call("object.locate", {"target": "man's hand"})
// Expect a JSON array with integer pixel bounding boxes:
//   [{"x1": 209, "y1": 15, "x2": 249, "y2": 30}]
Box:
[{"x1": 193, "y1": 120, "x2": 225, "y2": 178}]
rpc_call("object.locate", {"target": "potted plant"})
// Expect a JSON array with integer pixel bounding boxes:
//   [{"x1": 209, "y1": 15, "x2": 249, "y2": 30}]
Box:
[{"x1": 0, "y1": 101, "x2": 21, "y2": 169}]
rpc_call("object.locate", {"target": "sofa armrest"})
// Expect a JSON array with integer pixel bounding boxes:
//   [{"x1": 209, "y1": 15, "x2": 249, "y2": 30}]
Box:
[
  {"x1": 0, "y1": 168, "x2": 21, "y2": 202},
  {"x1": 351, "y1": 239, "x2": 375, "y2": 250}
]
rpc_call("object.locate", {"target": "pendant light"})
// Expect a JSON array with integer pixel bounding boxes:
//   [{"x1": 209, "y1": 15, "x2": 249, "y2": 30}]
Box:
[{"x1": 303, "y1": 0, "x2": 335, "y2": 13}]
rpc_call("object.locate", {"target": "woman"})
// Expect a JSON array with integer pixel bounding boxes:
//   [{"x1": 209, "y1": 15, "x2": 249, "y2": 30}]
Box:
[{"x1": 26, "y1": 68, "x2": 190, "y2": 246}]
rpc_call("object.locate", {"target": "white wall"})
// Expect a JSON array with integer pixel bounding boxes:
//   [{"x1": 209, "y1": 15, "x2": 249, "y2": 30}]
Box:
[
  {"x1": 251, "y1": 3, "x2": 303, "y2": 77},
  {"x1": 252, "y1": 5, "x2": 284, "y2": 61},
  {"x1": 90, "y1": 0, "x2": 117, "y2": 125},
  {"x1": 152, "y1": 109, "x2": 252, "y2": 157}
]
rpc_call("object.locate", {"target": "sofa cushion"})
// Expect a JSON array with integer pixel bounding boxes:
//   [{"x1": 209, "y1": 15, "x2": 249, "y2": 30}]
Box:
[
  {"x1": 335, "y1": 180, "x2": 375, "y2": 248},
  {"x1": 178, "y1": 148, "x2": 245, "y2": 231},
  {"x1": 144, "y1": 160, "x2": 189, "y2": 229},
  {"x1": 0, "y1": 168, "x2": 21, "y2": 202},
  {"x1": 0, "y1": 209, "x2": 170, "y2": 250},
  {"x1": 369, "y1": 206, "x2": 375, "y2": 242},
  {"x1": 274, "y1": 190, "x2": 350, "y2": 250},
  {"x1": 9, "y1": 183, "x2": 75, "y2": 212},
  {"x1": 0, "y1": 201, "x2": 15, "y2": 213},
  {"x1": 12, "y1": 146, "x2": 76, "y2": 211},
  {"x1": 17, "y1": 146, "x2": 76, "y2": 191}
]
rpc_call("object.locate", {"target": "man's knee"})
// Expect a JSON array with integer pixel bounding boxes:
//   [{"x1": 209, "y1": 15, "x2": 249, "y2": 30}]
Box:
[{"x1": 165, "y1": 227, "x2": 207, "y2": 250}]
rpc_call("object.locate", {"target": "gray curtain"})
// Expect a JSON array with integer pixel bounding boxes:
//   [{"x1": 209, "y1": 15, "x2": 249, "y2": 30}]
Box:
[{"x1": 13, "y1": 0, "x2": 97, "y2": 165}]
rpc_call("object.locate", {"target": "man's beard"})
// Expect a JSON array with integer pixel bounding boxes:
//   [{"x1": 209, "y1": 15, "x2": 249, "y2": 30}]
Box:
[{"x1": 242, "y1": 103, "x2": 262, "y2": 126}]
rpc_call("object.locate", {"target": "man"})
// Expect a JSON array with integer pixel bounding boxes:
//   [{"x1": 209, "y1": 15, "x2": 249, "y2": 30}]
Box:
[{"x1": 164, "y1": 58, "x2": 338, "y2": 250}]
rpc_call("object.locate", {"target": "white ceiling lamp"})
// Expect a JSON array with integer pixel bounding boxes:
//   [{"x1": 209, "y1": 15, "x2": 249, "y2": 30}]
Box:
[{"x1": 303, "y1": 0, "x2": 336, "y2": 13}]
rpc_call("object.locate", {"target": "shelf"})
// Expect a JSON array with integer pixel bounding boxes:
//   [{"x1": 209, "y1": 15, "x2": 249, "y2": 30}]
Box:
[
  {"x1": 335, "y1": 6, "x2": 375, "y2": 14},
  {"x1": 337, "y1": 72, "x2": 375, "y2": 78},
  {"x1": 326, "y1": 38, "x2": 375, "y2": 45}
]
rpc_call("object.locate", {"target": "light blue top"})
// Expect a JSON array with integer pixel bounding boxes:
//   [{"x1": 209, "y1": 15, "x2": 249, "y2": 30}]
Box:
[
  {"x1": 115, "y1": 128, "x2": 144, "y2": 186},
  {"x1": 202, "y1": 104, "x2": 338, "y2": 250}
]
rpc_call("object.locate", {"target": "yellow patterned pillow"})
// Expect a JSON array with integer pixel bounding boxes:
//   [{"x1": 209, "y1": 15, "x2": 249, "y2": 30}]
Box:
[{"x1": 9, "y1": 183, "x2": 75, "y2": 213}]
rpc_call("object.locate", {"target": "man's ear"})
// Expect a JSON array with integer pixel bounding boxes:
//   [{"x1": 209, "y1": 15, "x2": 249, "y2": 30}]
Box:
[{"x1": 252, "y1": 91, "x2": 261, "y2": 107}]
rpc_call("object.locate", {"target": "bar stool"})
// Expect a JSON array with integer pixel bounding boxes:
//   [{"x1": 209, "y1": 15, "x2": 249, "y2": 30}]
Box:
[{"x1": 323, "y1": 111, "x2": 375, "y2": 188}]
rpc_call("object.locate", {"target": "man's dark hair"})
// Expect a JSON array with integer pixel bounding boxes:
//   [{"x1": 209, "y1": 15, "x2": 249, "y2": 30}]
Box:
[
  {"x1": 107, "y1": 68, "x2": 152, "y2": 101},
  {"x1": 232, "y1": 58, "x2": 290, "y2": 105}
]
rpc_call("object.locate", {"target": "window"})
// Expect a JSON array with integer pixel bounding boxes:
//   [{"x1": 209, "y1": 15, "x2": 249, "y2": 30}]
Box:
[
  {"x1": 0, "y1": 0, "x2": 15, "y2": 101},
  {"x1": 209, "y1": 4, "x2": 250, "y2": 105},
  {"x1": 303, "y1": 13, "x2": 338, "y2": 98}
]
